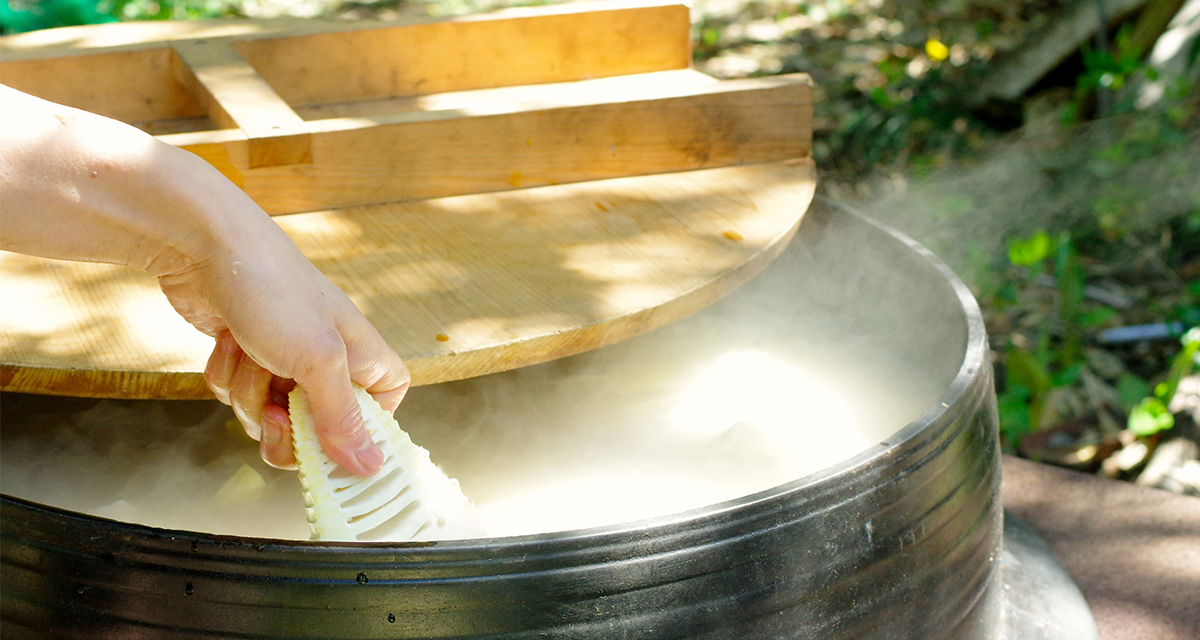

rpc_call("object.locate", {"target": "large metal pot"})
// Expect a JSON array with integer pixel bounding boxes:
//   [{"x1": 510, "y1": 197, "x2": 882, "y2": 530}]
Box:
[{"x1": 2, "y1": 200, "x2": 1006, "y2": 638}]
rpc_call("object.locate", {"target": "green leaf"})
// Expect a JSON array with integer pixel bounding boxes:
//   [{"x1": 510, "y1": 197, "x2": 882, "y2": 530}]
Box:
[
  {"x1": 1006, "y1": 345, "x2": 1051, "y2": 396},
  {"x1": 1006, "y1": 345, "x2": 1051, "y2": 430},
  {"x1": 1156, "y1": 327, "x2": 1200, "y2": 403},
  {"x1": 994, "y1": 281, "x2": 1019, "y2": 306},
  {"x1": 1128, "y1": 398, "x2": 1174, "y2": 436},
  {"x1": 1052, "y1": 362, "x2": 1084, "y2": 387},
  {"x1": 1055, "y1": 233, "x2": 1084, "y2": 367},
  {"x1": 1061, "y1": 103, "x2": 1080, "y2": 126},
  {"x1": 1187, "y1": 32, "x2": 1200, "y2": 72},
  {"x1": 1117, "y1": 373, "x2": 1152, "y2": 412},
  {"x1": 1008, "y1": 231, "x2": 1054, "y2": 267},
  {"x1": 1080, "y1": 307, "x2": 1118, "y2": 327},
  {"x1": 998, "y1": 387, "x2": 1032, "y2": 451}
]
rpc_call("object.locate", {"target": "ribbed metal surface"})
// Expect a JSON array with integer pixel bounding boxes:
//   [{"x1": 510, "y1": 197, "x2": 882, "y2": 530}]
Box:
[{"x1": 1, "y1": 201, "x2": 1004, "y2": 639}]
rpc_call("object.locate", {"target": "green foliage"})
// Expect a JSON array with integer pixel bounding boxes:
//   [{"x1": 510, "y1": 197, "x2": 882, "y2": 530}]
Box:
[
  {"x1": 988, "y1": 7, "x2": 1200, "y2": 452},
  {"x1": 825, "y1": 58, "x2": 985, "y2": 178},
  {"x1": 692, "y1": 0, "x2": 1199, "y2": 461},
  {"x1": 995, "y1": 203, "x2": 1200, "y2": 449},
  {"x1": 104, "y1": 0, "x2": 242, "y2": 21},
  {"x1": 1007, "y1": 231, "x2": 1053, "y2": 267},
  {"x1": 994, "y1": 229, "x2": 1121, "y2": 449},
  {"x1": 1177, "y1": 279, "x2": 1200, "y2": 328},
  {"x1": 1055, "y1": 232, "x2": 1085, "y2": 368},
  {"x1": 1117, "y1": 373, "x2": 1153, "y2": 410},
  {"x1": 1128, "y1": 397, "x2": 1175, "y2": 436},
  {"x1": 1, "y1": 0, "x2": 239, "y2": 33},
  {"x1": 1128, "y1": 328, "x2": 1200, "y2": 436},
  {"x1": 1, "y1": 0, "x2": 114, "y2": 33},
  {"x1": 1069, "y1": 26, "x2": 1148, "y2": 117}
]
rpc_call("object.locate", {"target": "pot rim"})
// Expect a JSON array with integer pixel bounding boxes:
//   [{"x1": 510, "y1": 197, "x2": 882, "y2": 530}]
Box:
[{"x1": 1, "y1": 199, "x2": 990, "y2": 561}]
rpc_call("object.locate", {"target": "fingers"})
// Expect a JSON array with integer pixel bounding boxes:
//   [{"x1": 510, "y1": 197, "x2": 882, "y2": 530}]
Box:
[
  {"x1": 204, "y1": 331, "x2": 298, "y2": 470},
  {"x1": 229, "y1": 351, "x2": 274, "y2": 440},
  {"x1": 342, "y1": 320, "x2": 412, "y2": 414},
  {"x1": 368, "y1": 380, "x2": 410, "y2": 415},
  {"x1": 203, "y1": 330, "x2": 239, "y2": 405},
  {"x1": 260, "y1": 404, "x2": 297, "y2": 470},
  {"x1": 270, "y1": 376, "x2": 296, "y2": 407},
  {"x1": 300, "y1": 335, "x2": 385, "y2": 477}
]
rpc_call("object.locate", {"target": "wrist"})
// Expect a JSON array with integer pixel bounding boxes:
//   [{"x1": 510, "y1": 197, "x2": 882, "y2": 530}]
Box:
[{"x1": 136, "y1": 144, "x2": 270, "y2": 280}]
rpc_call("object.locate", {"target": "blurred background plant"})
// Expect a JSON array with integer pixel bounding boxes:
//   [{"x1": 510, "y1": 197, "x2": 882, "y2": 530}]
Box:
[
  {"x1": 1, "y1": 0, "x2": 240, "y2": 31},
  {"x1": 3, "y1": 0, "x2": 1198, "y2": 493}
]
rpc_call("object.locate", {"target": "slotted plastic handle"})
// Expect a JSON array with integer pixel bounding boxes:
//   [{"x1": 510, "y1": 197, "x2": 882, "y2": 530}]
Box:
[{"x1": 289, "y1": 385, "x2": 486, "y2": 542}]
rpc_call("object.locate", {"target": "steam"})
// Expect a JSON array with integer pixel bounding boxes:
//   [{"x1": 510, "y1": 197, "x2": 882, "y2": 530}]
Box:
[
  {"x1": 1, "y1": 207, "x2": 962, "y2": 539},
  {"x1": 0, "y1": 395, "x2": 309, "y2": 539},
  {"x1": 841, "y1": 119, "x2": 1200, "y2": 287}
]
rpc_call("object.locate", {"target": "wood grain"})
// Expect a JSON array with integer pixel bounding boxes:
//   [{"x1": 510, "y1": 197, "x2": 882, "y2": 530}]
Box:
[
  {"x1": 0, "y1": 1, "x2": 802, "y2": 207},
  {"x1": 0, "y1": 2, "x2": 816, "y2": 399},
  {"x1": 0, "y1": 160, "x2": 816, "y2": 399},
  {"x1": 170, "y1": 71, "x2": 815, "y2": 214},
  {"x1": 232, "y1": 1, "x2": 691, "y2": 108},
  {"x1": 171, "y1": 39, "x2": 312, "y2": 167},
  {"x1": 0, "y1": 47, "x2": 207, "y2": 126},
  {"x1": 0, "y1": 1, "x2": 690, "y2": 114}
]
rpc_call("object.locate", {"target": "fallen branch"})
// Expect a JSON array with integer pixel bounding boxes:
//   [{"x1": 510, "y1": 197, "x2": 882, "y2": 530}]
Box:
[{"x1": 971, "y1": 0, "x2": 1152, "y2": 106}]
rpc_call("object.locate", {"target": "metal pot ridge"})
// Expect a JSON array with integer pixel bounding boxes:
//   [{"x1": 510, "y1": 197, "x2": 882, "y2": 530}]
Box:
[{"x1": 2, "y1": 201, "x2": 1003, "y2": 639}]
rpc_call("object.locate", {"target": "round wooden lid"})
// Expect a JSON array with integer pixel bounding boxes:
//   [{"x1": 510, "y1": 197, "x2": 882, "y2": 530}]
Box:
[{"x1": 0, "y1": 160, "x2": 815, "y2": 398}]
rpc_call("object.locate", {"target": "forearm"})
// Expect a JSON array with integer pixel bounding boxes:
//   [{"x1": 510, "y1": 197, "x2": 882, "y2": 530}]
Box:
[
  {"x1": 0, "y1": 85, "x2": 408, "y2": 476},
  {"x1": 0, "y1": 84, "x2": 259, "y2": 278}
]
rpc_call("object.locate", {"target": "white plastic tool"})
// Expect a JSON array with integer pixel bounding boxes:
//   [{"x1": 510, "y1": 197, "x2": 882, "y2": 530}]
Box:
[{"x1": 289, "y1": 384, "x2": 486, "y2": 542}]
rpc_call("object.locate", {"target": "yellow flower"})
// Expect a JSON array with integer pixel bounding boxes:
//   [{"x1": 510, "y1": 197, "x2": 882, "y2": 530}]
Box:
[{"x1": 925, "y1": 39, "x2": 950, "y2": 62}]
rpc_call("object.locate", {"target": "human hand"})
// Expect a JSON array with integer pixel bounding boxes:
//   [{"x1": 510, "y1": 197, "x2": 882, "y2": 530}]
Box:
[
  {"x1": 154, "y1": 173, "x2": 411, "y2": 476},
  {"x1": 0, "y1": 85, "x2": 409, "y2": 475}
]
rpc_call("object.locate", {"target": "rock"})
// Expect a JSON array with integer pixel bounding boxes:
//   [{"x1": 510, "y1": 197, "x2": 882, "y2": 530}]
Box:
[
  {"x1": 1102, "y1": 440, "x2": 1152, "y2": 476},
  {"x1": 1137, "y1": 437, "x2": 1200, "y2": 495},
  {"x1": 1168, "y1": 374, "x2": 1200, "y2": 426},
  {"x1": 1019, "y1": 419, "x2": 1116, "y2": 471}
]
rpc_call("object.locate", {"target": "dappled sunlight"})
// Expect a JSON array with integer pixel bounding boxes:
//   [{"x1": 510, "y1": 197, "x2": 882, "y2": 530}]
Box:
[
  {"x1": 2, "y1": 202, "x2": 957, "y2": 540},
  {"x1": 372, "y1": 259, "x2": 472, "y2": 297},
  {"x1": 0, "y1": 3, "x2": 815, "y2": 396},
  {"x1": 294, "y1": 69, "x2": 718, "y2": 121},
  {"x1": 0, "y1": 261, "x2": 82, "y2": 336},
  {"x1": 436, "y1": 313, "x2": 581, "y2": 346},
  {"x1": 268, "y1": 160, "x2": 814, "y2": 386},
  {"x1": 0, "y1": 251, "x2": 213, "y2": 395},
  {"x1": 0, "y1": 162, "x2": 811, "y2": 395},
  {"x1": 563, "y1": 230, "x2": 740, "y2": 316},
  {"x1": 272, "y1": 209, "x2": 366, "y2": 259}
]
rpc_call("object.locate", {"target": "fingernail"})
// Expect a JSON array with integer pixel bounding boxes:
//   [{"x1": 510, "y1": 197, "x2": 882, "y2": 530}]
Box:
[{"x1": 355, "y1": 441, "x2": 384, "y2": 473}]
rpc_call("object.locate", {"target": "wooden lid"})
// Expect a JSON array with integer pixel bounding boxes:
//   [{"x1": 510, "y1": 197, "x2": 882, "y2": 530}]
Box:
[
  {"x1": 0, "y1": 160, "x2": 814, "y2": 398},
  {"x1": 0, "y1": 2, "x2": 816, "y2": 398}
]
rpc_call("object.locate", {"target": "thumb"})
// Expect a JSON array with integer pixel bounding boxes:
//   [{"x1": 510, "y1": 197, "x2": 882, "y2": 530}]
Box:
[{"x1": 300, "y1": 369, "x2": 384, "y2": 477}]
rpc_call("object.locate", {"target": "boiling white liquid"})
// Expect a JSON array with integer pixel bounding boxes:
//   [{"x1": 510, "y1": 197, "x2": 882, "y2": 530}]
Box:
[
  {"x1": 417, "y1": 346, "x2": 922, "y2": 537},
  {"x1": 0, "y1": 226, "x2": 958, "y2": 539},
  {"x1": 0, "y1": 338, "x2": 935, "y2": 540}
]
